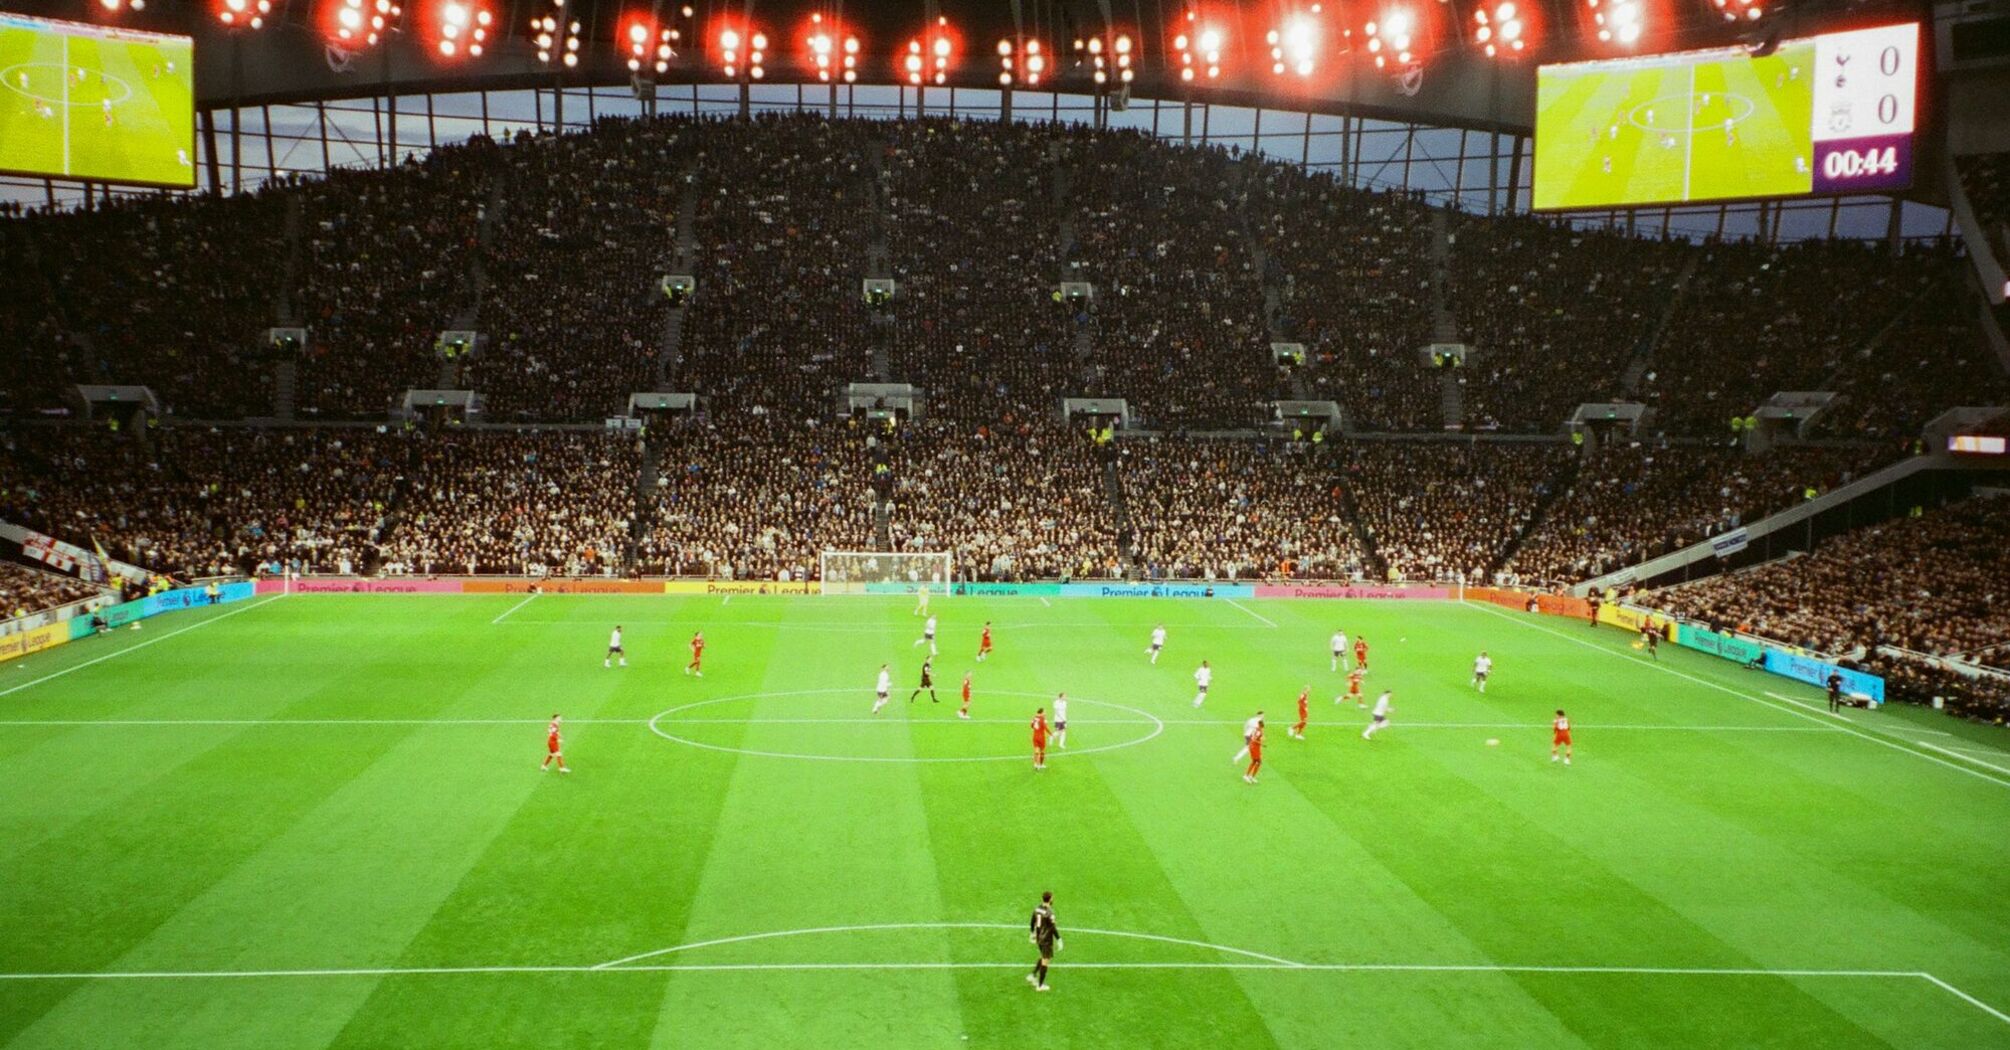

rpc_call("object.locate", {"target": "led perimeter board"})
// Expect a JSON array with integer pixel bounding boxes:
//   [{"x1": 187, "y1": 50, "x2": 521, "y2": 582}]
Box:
[
  {"x1": 0, "y1": 13, "x2": 195, "y2": 188},
  {"x1": 1533, "y1": 23, "x2": 1919, "y2": 210}
]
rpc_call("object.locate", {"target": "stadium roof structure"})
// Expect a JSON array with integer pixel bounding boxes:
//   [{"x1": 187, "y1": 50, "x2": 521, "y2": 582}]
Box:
[{"x1": 13, "y1": 0, "x2": 1955, "y2": 140}]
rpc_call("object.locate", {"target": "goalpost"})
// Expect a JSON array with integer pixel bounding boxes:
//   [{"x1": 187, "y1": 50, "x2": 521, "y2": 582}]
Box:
[{"x1": 818, "y1": 551, "x2": 952, "y2": 596}]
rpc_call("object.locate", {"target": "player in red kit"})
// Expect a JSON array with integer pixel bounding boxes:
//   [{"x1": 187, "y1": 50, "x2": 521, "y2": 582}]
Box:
[
  {"x1": 977, "y1": 622, "x2": 993, "y2": 662},
  {"x1": 1339, "y1": 668, "x2": 1366, "y2": 707},
  {"x1": 1354, "y1": 637, "x2": 1370, "y2": 673},
  {"x1": 1290, "y1": 686, "x2": 1310, "y2": 739},
  {"x1": 684, "y1": 631, "x2": 704, "y2": 677},
  {"x1": 1242, "y1": 719, "x2": 1265, "y2": 783},
  {"x1": 1031, "y1": 708, "x2": 1049, "y2": 771},
  {"x1": 1552, "y1": 709, "x2": 1573, "y2": 765},
  {"x1": 958, "y1": 672, "x2": 973, "y2": 720},
  {"x1": 541, "y1": 714, "x2": 570, "y2": 773}
]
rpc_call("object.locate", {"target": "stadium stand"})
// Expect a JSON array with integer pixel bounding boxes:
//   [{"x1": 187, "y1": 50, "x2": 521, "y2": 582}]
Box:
[
  {"x1": 636, "y1": 413, "x2": 872, "y2": 580},
  {"x1": 1506, "y1": 443, "x2": 1890, "y2": 585},
  {"x1": 1957, "y1": 152, "x2": 2010, "y2": 259},
  {"x1": 1118, "y1": 437, "x2": 1367, "y2": 581},
  {"x1": 1342, "y1": 441, "x2": 1574, "y2": 582},
  {"x1": 1645, "y1": 496, "x2": 2010, "y2": 667},
  {"x1": 0, "y1": 561, "x2": 102, "y2": 620}
]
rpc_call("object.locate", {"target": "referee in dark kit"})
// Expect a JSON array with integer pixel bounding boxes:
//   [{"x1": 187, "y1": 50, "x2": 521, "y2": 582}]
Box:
[{"x1": 1027, "y1": 891, "x2": 1061, "y2": 992}]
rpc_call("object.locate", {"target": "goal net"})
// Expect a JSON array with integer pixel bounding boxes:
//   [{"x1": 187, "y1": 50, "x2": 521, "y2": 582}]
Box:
[{"x1": 819, "y1": 551, "x2": 952, "y2": 596}]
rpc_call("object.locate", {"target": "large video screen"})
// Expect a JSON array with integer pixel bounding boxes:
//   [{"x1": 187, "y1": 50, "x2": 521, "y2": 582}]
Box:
[
  {"x1": 0, "y1": 13, "x2": 195, "y2": 188},
  {"x1": 1534, "y1": 23, "x2": 1918, "y2": 211}
]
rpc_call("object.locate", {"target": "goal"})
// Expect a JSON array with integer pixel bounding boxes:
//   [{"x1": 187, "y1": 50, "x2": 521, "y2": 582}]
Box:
[{"x1": 819, "y1": 551, "x2": 952, "y2": 596}]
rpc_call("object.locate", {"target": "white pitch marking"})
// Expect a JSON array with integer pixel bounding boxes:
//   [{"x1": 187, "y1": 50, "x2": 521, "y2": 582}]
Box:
[
  {"x1": 1463, "y1": 601, "x2": 2010, "y2": 792},
  {"x1": 0, "y1": 596, "x2": 284, "y2": 700},
  {"x1": 490, "y1": 594, "x2": 537, "y2": 624},
  {"x1": 595, "y1": 923, "x2": 1303, "y2": 971},
  {"x1": 1917, "y1": 741, "x2": 2010, "y2": 777},
  {"x1": 1038, "y1": 597, "x2": 1051, "y2": 607},
  {"x1": 1920, "y1": 972, "x2": 2010, "y2": 1027},
  {"x1": 1224, "y1": 599, "x2": 1278, "y2": 628},
  {"x1": 0, "y1": 718, "x2": 654, "y2": 727},
  {"x1": 492, "y1": 618, "x2": 1278, "y2": 631},
  {"x1": 0, "y1": 718, "x2": 1832, "y2": 732}
]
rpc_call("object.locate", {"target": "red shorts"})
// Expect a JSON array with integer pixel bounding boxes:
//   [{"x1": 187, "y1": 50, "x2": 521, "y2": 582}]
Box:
[
  {"x1": 1032, "y1": 736, "x2": 1047, "y2": 749},
  {"x1": 1553, "y1": 731, "x2": 1572, "y2": 746},
  {"x1": 1248, "y1": 744, "x2": 1262, "y2": 760},
  {"x1": 548, "y1": 741, "x2": 561, "y2": 753}
]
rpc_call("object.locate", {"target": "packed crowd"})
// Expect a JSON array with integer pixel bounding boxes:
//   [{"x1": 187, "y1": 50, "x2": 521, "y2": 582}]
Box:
[
  {"x1": 676, "y1": 115, "x2": 879, "y2": 414},
  {"x1": 1252, "y1": 167, "x2": 1440, "y2": 431},
  {"x1": 1860, "y1": 653, "x2": 2010, "y2": 725},
  {"x1": 883, "y1": 416, "x2": 1119, "y2": 580},
  {"x1": 1065, "y1": 134, "x2": 1274, "y2": 429},
  {"x1": 0, "y1": 561, "x2": 103, "y2": 620},
  {"x1": 1342, "y1": 441, "x2": 1574, "y2": 582},
  {"x1": 1446, "y1": 213, "x2": 1686, "y2": 432},
  {"x1": 636, "y1": 413, "x2": 872, "y2": 579},
  {"x1": 880, "y1": 120, "x2": 1073, "y2": 421},
  {"x1": 1508, "y1": 442, "x2": 1890, "y2": 584},
  {"x1": 1647, "y1": 496, "x2": 2010, "y2": 666},
  {"x1": 0, "y1": 426, "x2": 402, "y2": 578},
  {"x1": 1645, "y1": 238, "x2": 1960, "y2": 436},
  {"x1": 295, "y1": 145, "x2": 500, "y2": 416},
  {"x1": 381, "y1": 430, "x2": 640, "y2": 576},
  {"x1": 468, "y1": 122, "x2": 675, "y2": 421},
  {"x1": 0, "y1": 116, "x2": 1995, "y2": 440},
  {"x1": 1119, "y1": 437, "x2": 1367, "y2": 581}
]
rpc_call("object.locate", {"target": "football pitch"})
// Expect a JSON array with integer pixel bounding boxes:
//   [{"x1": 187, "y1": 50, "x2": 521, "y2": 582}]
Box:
[
  {"x1": 0, "y1": 19, "x2": 194, "y2": 187},
  {"x1": 1533, "y1": 41, "x2": 1815, "y2": 210},
  {"x1": 1, "y1": 593, "x2": 2006, "y2": 1049}
]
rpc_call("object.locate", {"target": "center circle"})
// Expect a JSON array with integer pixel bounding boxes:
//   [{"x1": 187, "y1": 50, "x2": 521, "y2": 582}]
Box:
[
  {"x1": 646, "y1": 687, "x2": 1165, "y2": 763},
  {"x1": 1625, "y1": 91, "x2": 1757, "y2": 135}
]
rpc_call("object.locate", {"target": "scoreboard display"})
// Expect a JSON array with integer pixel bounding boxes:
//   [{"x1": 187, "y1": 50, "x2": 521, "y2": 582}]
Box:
[
  {"x1": 1533, "y1": 23, "x2": 1920, "y2": 211},
  {"x1": 0, "y1": 13, "x2": 195, "y2": 188}
]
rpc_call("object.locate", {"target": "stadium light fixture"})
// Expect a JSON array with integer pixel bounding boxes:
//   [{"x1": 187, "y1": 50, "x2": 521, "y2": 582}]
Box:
[
  {"x1": 1174, "y1": 11, "x2": 1225, "y2": 82},
  {"x1": 328, "y1": 0, "x2": 401, "y2": 48},
  {"x1": 1713, "y1": 0, "x2": 1764, "y2": 22},
  {"x1": 1364, "y1": 8, "x2": 1418, "y2": 69},
  {"x1": 215, "y1": 0, "x2": 272, "y2": 30},
  {"x1": 430, "y1": 0, "x2": 491, "y2": 59},
  {"x1": 807, "y1": 14, "x2": 860, "y2": 84},
  {"x1": 999, "y1": 37, "x2": 1046, "y2": 87},
  {"x1": 1587, "y1": 0, "x2": 1644, "y2": 47},
  {"x1": 1073, "y1": 31, "x2": 1133, "y2": 86},
  {"x1": 1268, "y1": 11, "x2": 1323, "y2": 77},
  {"x1": 904, "y1": 17, "x2": 957, "y2": 86},
  {"x1": 99, "y1": 0, "x2": 145, "y2": 12},
  {"x1": 715, "y1": 22, "x2": 765, "y2": 79},
  {"x1": 1473, "y1": 1, "x2": 1526, "y2": 57}
]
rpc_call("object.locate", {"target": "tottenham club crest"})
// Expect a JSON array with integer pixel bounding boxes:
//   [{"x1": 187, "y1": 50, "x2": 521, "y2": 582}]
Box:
[{"x1": 1828, "y1": 101, "x2": 1852, "y2": 134}]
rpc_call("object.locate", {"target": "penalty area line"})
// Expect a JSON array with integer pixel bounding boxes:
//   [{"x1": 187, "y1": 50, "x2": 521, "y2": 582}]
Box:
[
  {"x1": 490, "y1": 594, "x2": 537, "y2": 624},
  {"x1": 0, "y1": 595, "x2": 285, "y2": 700},
  {"x1": 1224, "y1": 599, "x2": 1278, "y2": 628},
  {"x1": 1920, "y1": 972, "x2": 2010, "y2": 1027}
]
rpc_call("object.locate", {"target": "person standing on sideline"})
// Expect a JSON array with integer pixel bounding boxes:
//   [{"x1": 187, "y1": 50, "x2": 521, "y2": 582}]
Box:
[{"x1": 1027, "y1": 891, "x2": 1061, "y2": 992}]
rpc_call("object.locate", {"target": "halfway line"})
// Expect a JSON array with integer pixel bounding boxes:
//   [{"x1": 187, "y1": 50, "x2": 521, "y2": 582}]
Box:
[{"x1": 491, "y1": 594, "x2": 538, "y2": 624}]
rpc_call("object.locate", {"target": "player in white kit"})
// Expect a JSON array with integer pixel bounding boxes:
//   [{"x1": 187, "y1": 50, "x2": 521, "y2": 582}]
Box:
[
  {"x1": 605, "y1": 625, "x2": 626, "y2": 668},
  {"x1": 1362, "y1": 690, "x2": 1394, "y2": 740},
  {"x1": 1053, "y1": 694, "x2": 1070, "y2": 750},
  {"x1": 914, "y1": 585, "x2": 930, "y2": 617},
  {"x1": 1330, "y1": 630, "x2": 1348, "y2": 672},
  {"x1": 1471, "y1": 651, "x2": 1493, "y2": 693},
  {"x1": 1232, "y1": 710, "x2": 1263, "y2": 765},
  {"x1": 871, "y1": 664, "x2": 892, "y2": 714},
  {"x1": 913, "y1": 615, "x2": 938, "y2": 656},
  {"x1": 1192, "y1": 661, "x2": 1212, "y2": 708},
  {"x1": 1147, "y1": 624, "x2": 1167, "y2": 664}
]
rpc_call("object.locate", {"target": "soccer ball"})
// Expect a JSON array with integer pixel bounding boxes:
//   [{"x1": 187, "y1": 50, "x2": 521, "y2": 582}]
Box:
[{"x1": 1485, "y1": 738, "x2": 1500, "y2": 747}]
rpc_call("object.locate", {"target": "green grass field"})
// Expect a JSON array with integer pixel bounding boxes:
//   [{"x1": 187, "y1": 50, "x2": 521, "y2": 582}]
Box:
[
  {"x1": 1534, "y1": 42, "x2": 1815, "y2": 210},
  {"x1": 2, "y1": 593, "x2": 2007, "y2": 1049},
  {"x1": 0, "y1": 17, "x2": 193, "y2": 187}
]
